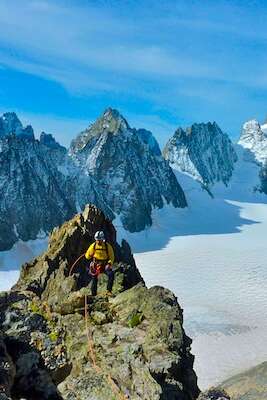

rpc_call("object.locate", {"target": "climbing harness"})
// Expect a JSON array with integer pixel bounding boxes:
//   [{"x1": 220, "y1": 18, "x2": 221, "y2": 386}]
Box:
[{"x1": 89, "y1": 261, "x2": 103, "y2": 277}]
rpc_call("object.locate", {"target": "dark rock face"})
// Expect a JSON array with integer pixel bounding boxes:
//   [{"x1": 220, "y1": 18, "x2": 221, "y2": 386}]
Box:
[
  {"x1": 136, "y1": 128, "x2": 162, "y2": 156},
  {"x1": 40, "y1": 132, "x2": 66, "y2": 151},
  {"x1": 0, "y1": 333, "x2": 16, "y2": 399},
  {"x1": 198, "y1": 388, "x2": 230, "y2": 400},
  {"x1": 0, "y1": 134, "x2": 75, "y2": 251},
  {"x1": 1, "y1": 205, "x2": 200, "y2": 400},
  {"x1": 163, "y1": 122, "x2": 237, "y2": 187},
  {"x1": 69, "y1": 107, "x2": 187, "y2": 232},
  {"x1": 259, "y1": 163, "x2": 267, "y2": 194},
  {"x1": 0, "y1": 112, "x2": 34, "y2": 139},
  {"x1": 0, "y1": 109, "x2": 186, "y2": 250}
]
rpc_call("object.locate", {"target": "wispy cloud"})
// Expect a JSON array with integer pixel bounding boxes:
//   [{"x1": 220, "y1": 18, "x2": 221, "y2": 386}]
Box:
[
  {"x1": 0, "y1": 0, "x2": 267, "y2": 141},
  {"x1": 0, "y1": 0, "x2": 266, "y2": 94}
]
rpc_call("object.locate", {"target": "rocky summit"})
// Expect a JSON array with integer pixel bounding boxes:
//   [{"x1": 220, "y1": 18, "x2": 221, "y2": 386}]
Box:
[
  {"x1": 238, "y1": 120, "x2": 267, "y2": 165},
  {"x1": 0, "y1": 112, "x2": 34, "y2": 140},
  {"x1": 238, "y1": 119, "x2": 267, "y2": 193},
  {"x1": 163, "y1": 122, "x2": 237, "y2": 188},
  {"x1": 69, "y1": 107, "x2": 187, "y2": 232},
  {"x1": 0, "y1": 109, "x2": 186, "y2": 250},
  {"x1": 0, "y1": 204, "x2": 199, "y2": 400}
]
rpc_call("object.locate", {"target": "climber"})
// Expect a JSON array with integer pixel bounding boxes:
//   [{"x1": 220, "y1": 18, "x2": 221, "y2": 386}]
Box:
[{"x1": 85, "y1": 231, "x2": 115, "y2": 296}]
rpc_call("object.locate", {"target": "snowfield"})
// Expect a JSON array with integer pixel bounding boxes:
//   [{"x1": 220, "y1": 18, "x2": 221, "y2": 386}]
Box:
[
  {"x1": 126, "y1": 199, "x2": 267, "y2": 389},
  {"x1": 0, "y1": 238, "x2": 48, "y2": 291},
  {"x1": 1, "y1": 155, "x2": 267, "y2": 390},
  {"x1": 116, "y1": 158, "x2": 267, "y2": 389}
]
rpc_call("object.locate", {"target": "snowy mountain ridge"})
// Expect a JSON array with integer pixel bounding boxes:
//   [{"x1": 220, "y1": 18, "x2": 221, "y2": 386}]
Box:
[
  {"x1": 238, "y1": 118, "x2": 267, "y2": 195},
  {"x1": 0, "y1": 108, "x2": 186, "y2": 250},
  {"x1": 238, "y1": 119, "x2": 267, "y2": 165},
  {"x1": 69, "y1": 107, "x2": 187, "y2": 232},
  {"x1": 2, "y1": 108, "x2": 267, "y2": 251},
  {"x1": 163, "y1": 122, "x2": 238, "y2": 188}
]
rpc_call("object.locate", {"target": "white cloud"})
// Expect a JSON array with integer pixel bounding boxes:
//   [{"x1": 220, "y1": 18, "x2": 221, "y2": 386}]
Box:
[
  {"x1": 0, "y1": 0, "x2": 265, "y2": 98},
  {"x1": 0, "y1": 0, "x2": 267, "y2": 140}
]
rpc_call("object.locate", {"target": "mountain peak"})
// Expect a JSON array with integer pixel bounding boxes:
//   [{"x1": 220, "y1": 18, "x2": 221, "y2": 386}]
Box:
[
  {"x1": 3, "y1": 204, "x2": 199, "y2": 399},
  {"x1": 69, "y1": 108, "x2": 130, "y2": 155},
  {"x1": 2, "y1": 111, "x2": 21, "y2": 123},
  {"x1": 0, "y1": 111, "x2": 22, "y2": 136},
  {"x1": 0, "y1": 112, "x2": 34, "y2": 139},
  {"x1": 238, "y1": 119, "x2": 267, "y2": 165},
  {"x1": 164, "y1": 121, "x2": 237, "y2": 186},
  {"x1": 40, "y1": 131, "x2": 66, "y2": 151},
  {"x1": 102, "y1": 107, "x2": 121, "y2": 119},
  {"x1": 98, "y1": 107, "x2": 130, "y2": 133},
  {"x1": 239, "y1": 119, "x2": 266, "y2": 146}
]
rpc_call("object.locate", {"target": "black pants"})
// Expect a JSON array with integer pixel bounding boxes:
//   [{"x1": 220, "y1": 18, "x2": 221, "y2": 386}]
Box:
[{"x1": 89, "y1": 268, "x2": 115, "y2": 296}]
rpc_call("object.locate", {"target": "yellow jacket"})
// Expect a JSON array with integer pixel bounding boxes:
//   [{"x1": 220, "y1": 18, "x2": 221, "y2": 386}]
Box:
[{"x1": 85, "y1": 241, "x2": 115, "y2": 264}]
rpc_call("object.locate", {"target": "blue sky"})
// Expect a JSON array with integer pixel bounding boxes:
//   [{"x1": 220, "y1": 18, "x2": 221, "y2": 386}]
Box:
[{"x1": 0, "y1": 0, "x2": 267, "y2": 147}]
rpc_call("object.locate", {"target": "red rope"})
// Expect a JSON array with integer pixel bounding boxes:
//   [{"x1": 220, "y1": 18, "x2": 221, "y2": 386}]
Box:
[
  {"x1": 68, "y1": 253, "x2": 85, "y2": 276},
  {"x1": 68, "y1": 253, "x2": 128, "y2": 399}
]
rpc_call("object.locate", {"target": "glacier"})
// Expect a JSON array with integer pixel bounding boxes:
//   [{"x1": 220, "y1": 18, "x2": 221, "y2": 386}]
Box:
[{"x1": 2, "y1": 151, "x2": 267, "y2": 390}]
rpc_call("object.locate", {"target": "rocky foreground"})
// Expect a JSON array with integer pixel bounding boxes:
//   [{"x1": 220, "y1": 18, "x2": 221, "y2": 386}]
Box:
[
  {"x1": 0, "y1": 205, "x2": 200, "y2": 400},
  {"x1": 219, "y1": 362, "x2": 267, "y2": 400}
]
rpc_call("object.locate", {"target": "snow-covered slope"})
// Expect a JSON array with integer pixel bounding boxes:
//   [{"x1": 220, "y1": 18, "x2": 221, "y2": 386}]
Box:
[
  {"x1": 115, "y1": 156, "x2": 267, "y2": 390},
  {"x1": 163, "y1": 122, "x2": 237, "y2": 188},
  {"x1": 69, "y1": 108, "x2": 187, "y2": 232}
]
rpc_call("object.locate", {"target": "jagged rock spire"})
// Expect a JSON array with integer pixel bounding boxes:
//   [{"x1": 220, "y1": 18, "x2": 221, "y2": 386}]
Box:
[
  {"x1": 164, "y1": 121, "x2": 237, "y2": 187},
  {"x1": 0, "y1": 112, "x2": 34, "y2": 139}
]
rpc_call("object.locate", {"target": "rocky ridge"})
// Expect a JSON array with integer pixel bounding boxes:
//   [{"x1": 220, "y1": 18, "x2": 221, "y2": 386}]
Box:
[
  {"x1": 238, "y1": 119, "x2": 267, "y2": 194},
  {"x1": 0, "y1": 133, "x2": 74, "y2": 250},
  {"x1": 163, "y1": 122, "x2": 237, "y2": 188},
  {"x1": 0, "y1": 204, "x2": 199, "y2": 400},
  {"x1": 218, "y1": 361, "x2": 267, "y2": 400},
  {"x1": 0, "y1": 109, "x2": 187, "y2": 250},
  {"x1": 0, "y1": 112, "x2": 34, "y2": 140},
  {"x1": 69, "y1": 108, "x2": 186, "y2": 232},
  {"x1": 238, "y1": 120, "x2": 267, "y2": 164}
]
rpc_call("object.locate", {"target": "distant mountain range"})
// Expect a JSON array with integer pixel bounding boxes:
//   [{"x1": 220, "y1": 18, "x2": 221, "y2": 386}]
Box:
[
  {"x1": 0, "y1": 108, "x2": 266, "y2": 250},
  {"x1": 0, "y1": 109, "x2": 186, "y2": 250}
]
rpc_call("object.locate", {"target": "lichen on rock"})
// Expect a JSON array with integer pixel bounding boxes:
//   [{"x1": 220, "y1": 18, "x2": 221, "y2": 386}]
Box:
[{"x1": 0, "y1": 204, "x2": 199, "y2": 399}]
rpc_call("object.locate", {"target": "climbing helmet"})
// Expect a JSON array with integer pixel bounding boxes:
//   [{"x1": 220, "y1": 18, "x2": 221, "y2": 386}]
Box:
[{"x1": 94, "y1": 230, "x2": 105, "y2": 241}]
